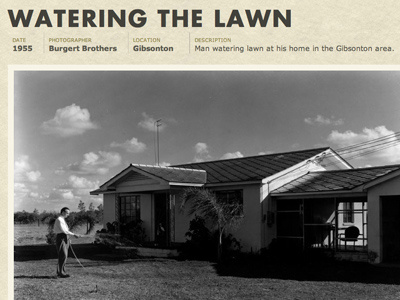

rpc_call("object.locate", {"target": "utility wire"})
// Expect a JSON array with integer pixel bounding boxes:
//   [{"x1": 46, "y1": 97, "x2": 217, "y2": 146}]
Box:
[
  {"x1": 336, "y1": 137, "x2": 400, "y2": 157},
  {"x1": 293, "y1": 131, "x2": 400, "y2": 170},
  {"x1": 337, "y1": 140, "x2": 400, "y2": 162},
  {"x1": 335, "y1": 132, "x2": 400, "y2": 153},
  {"x1": 321, "y1": 138, "x2": 400, "y2": 168},
  {"x1": 265, "y1": 133, "x2": 400, "y2": 185}
]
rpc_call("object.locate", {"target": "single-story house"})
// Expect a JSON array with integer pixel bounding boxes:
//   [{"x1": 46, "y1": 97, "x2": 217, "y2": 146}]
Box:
[{"x1": 90, "y1": 147, "x2": 400, "y2": 263}]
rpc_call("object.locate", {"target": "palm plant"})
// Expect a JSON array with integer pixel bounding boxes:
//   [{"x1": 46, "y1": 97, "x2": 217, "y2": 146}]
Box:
[{"x1": 180, "y1": 187, "x2": 244, "y2": 261}]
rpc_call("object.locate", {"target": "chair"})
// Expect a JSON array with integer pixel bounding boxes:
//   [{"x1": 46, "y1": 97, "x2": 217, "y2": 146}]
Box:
[{"x1": 339, "y1": 226, "x2": 359, "y2": 250}]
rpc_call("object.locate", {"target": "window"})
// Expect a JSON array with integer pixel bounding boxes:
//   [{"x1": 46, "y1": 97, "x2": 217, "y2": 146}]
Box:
[
  {"x1": 215, "y1": 190, "x2": 243, "y2": 214},
  {"x1": 343, "y1": 202, "x2": 354, "y2": 223},
  {"x1": 119, "y1": 195, "x2": 140, "y2": 223}
]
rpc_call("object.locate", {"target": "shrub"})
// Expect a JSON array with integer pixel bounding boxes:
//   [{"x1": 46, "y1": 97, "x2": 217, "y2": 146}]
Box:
[
  {"x1": 181, "y1": 216, "x2": 242, "y2": 261},
  {"x1": 181, "y1": 216, "x2": 213, "y2": 260},
  {"x1": 45, "y1": 217, "x2": 57, "y2": 245},
  {"x1": 119, "y1": 220, "x2": 147, "y2": 245},
  {"x1": 94, "y1": 220, "x2": 146, "y2": 248}
]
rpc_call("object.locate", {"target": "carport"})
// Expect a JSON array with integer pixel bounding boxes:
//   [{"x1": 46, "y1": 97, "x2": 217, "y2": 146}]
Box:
[{"x1": 271, "y1": 165, "x2": 400, "y2": 263}]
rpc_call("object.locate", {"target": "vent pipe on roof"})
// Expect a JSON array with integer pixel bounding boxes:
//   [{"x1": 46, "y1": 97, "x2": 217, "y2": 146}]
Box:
[{"x1": 154, "y1": 119, "x2": 162, "y2": 166}]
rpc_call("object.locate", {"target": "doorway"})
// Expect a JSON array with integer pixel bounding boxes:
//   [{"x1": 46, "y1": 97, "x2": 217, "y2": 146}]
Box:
[
  {"x1": 154, "y1": 193, "x2": 169, "y2": 246},
  {"x1": 382, "y1": 196, "x2": 400, "y2": 262}
]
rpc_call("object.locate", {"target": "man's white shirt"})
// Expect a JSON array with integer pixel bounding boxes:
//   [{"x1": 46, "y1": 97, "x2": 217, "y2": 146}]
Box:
[{"x1": 54, "y1": 216, "x2": 74, "y2": 235}]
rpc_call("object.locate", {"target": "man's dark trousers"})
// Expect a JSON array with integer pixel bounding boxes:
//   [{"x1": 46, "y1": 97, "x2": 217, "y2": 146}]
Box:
[{"x1": 56, "y1": 233, "x2": 69, "y2": 276}]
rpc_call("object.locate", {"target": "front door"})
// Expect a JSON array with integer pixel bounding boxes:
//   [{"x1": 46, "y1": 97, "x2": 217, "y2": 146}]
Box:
[
  {"x1": 154, "y1": 193, "x2": 169, "y2": 246},
  {"x1": 382, "y1": 196, "x2": 400, "y2": 262}
]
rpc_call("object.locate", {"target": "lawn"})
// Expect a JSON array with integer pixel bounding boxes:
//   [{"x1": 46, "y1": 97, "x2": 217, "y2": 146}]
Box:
[{"x1": 14, "y1": 244, "x2": 400, "y2": 300}]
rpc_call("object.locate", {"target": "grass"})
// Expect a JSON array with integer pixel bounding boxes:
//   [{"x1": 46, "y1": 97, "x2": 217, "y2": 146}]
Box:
[{"x1": 14, "y1": 244, "x2": 400, "y2": 300}]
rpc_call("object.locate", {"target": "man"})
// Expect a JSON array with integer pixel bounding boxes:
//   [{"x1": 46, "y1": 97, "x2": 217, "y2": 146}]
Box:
[{"x1": 54, "y1": 207, "x2": 80, "y2": 278}]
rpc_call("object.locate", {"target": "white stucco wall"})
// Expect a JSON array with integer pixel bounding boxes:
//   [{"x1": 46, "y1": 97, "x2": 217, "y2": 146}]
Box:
[
  {"x1": 173, "y1": 190, "x2": 191, "y2": 244},
  {"x1": 367, "y1": 175, "x2": 400, "y2": 263},
  {"x1": 103, "y1": 194, "x2": 116, "y2": 227},
  {"x1": 233, "y1": 184, "x2": 262, "y2": 252}
]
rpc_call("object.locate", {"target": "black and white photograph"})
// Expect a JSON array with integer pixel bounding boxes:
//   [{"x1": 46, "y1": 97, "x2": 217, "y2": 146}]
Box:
[{"x1": 13, "y1": 70, "x2": 400, "y2": 299}]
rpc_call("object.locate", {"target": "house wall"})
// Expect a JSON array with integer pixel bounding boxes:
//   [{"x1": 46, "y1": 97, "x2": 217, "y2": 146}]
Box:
[
  {"x1": 103, "y1": 194, "x2": 116, "y2": 227},
  {"x1": 368, "y1": 176, "x2": 400, "y2": 263},
  {"x1": 228, "y1": 184, "x2": 262, "y2": 253},
  {"x1": 173, "y1": 190, "x2": 192, "y2": 244}
]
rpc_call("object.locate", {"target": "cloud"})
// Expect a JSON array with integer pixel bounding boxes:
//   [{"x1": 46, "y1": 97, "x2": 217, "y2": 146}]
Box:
[
  {"x1": 110, "y1": 137, "x2": 147, "y2": 153},
  {"x1": 14, "y1": 179, "x2": 102, "y2": 212},
  {"x1": 195, "y1": 142, "x2": 208, "y2": 154},
  {"x1": 67, "y1": 175, "x2": 99, "y2": 190},
  {"x1": 194, "y1": 142, "x2": 212, "y2": 162},
  {"x1": 258, "y1": 151, "x2": 274, "y2": 155},
  {"x1": 138, "y1": 112, "x2": 166, "y2": 132},
  {"x1": 327, "y1": 126, "x2": 400, "y2": 164},
  {"x1": 60, "y1": 151, "x2": 121, "y2": 175},
  {"x1": 41, "y1": 103, "x2": 98, "y2": 137},
  {"x1": 14, "y1": 156, "x2": 42, "y2": 206},
  {"x1": 14, "y1": 183, "x2": 29, "y2": 194},
  {"x1": 48, "y1": 189, "x2": 75, "y2": 200},
  {"x1": 220, "y1": 151, "x2": 244, "y2": 160},
  {"x1": 305, "y1": 115, "x2": 343, "y2": 126},
  {"x1": 26, "y1": 171, "x2": 41, "y2": 182},
  {"x1": 15, "y1": 155, "x2": 41, "y2": 183},
  {"x1": 29, "y1": 192, "x2": 39, "y2": 198},
  {"x1": 58, "y1": 175, "x2": 100, "y2": 196}
]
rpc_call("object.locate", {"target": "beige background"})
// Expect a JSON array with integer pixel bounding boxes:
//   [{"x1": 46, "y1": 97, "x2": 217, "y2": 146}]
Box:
[{"x1": 2, "y1": 1, "x2": 400, "y2": 299}]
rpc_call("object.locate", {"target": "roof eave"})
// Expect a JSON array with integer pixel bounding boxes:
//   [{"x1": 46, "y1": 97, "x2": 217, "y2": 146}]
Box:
[
  {"x1": 326, "y1": 148, "x2": 354, "y2": 169},
  {"x1": 362, "y1": 168, "x2": 400, "y2": 190},
  {"x1": 271, "y1": 190, "x2": 367, "y2": 199},
  {"x1": 90, "y1": 187, "x2": 116, "y2": 195},
  {"x1": 205, "y1": 180, "x2": 262, "y2": 187},
  {"x1": 170, "y1": 182, "x2": 205, "y2": 187}
]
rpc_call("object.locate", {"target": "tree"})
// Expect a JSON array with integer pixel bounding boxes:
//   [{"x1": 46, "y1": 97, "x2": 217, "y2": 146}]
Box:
[
  {"x1": 180, "y1": 187, "x2": 244, "y2": 261},
  {"x1": 96, "y1": 204, "x2": 104, "y2": 223},
  {"x1": 33, "y1": 208, "x2": 40, "y2": 225},
  {"x1": 88, "y1": 202, "x2": 95, "y2": 212},
  {"x1": 78, "y1": 200, "x2": 86, "y2": 212}
]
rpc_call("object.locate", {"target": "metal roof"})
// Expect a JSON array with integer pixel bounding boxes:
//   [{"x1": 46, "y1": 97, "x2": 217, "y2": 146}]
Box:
[
  {"x1": 130, "y1": 164, "x2": 207, "y2": 184},
  {"x1": 91, "y1": 147, "x2": 331, "y2": 195},
  {"x1": 173, "y1": 147, "x2": 329, "y2": 184},
  {"x1": 271, "y1": 165, "x2": 400, "y2": 194}
]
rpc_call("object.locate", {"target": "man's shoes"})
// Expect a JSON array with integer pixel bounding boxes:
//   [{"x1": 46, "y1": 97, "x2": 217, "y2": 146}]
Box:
[{"x1": 57, "y1": 274, "x2": 70, "y2": 278}]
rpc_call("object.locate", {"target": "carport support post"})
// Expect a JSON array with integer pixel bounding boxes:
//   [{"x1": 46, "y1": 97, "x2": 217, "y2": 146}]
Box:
[
  {"x1": 302, "y1": 199, "x2": 305, "y2": 251},
  {"x1": 334, "y1": 198, "x2": 338, "y2": 251}
]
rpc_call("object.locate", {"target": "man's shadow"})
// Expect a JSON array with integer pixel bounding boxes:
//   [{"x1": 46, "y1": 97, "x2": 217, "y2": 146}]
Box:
[{"x1": 15, "y1": 275, "x2": 57, "y2": 279}]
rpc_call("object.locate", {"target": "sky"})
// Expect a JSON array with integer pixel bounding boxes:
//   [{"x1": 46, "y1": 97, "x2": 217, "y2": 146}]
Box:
[{"x1": 14, "y1": 70, "x2": 400, "y2": 213}]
